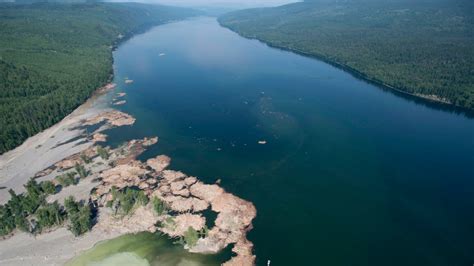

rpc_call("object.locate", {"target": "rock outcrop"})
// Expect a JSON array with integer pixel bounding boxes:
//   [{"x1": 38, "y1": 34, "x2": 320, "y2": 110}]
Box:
[
  {"x1": 91, "y1": 149, "x2": 256, "y2": 265},
  {"x1": 92, "y1": 133, "x2": 107, "y2": 143},
  {"x1": 113, "y1": 100, "x2": 126, "y2": 106},
  {"x1": 146, "y1": 155, "x2": 170, "y2": 172},
  {"x1": 54, "y1": 147, "x2": 97, "y2": 171},
  {"x1": 27, "y1": 110, "x2": 257, "y2": 266},
  {"x1": 83, "y1": 110, "x2": 136, "y2": 127}
]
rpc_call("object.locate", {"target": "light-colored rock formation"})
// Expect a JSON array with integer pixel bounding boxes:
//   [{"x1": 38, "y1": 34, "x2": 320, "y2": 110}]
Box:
[
  {"x1": 162, "y1": 170, "x2": 186, "y2": 182},
  {"x1": 165, "y1": 196, "x2": 208, "y2": 212},
  {"x1": 92, "y1": 133, "x2": 107, "y2": 142},
  {"x1": 113, "y1": 137, "x2": 158, "y2": 166},
  {"x1": 160, "y1": 213, "x2": 205, "y2": 237},
  {"x1": 186, "y1": 181, "x2": 256, "y2": 264},
  {"x1": 222, "y1": 239, "x2": 256, "y2": 266},
  {"x1": 113, "y1": 100, "x2": 126, "y2": 106},
  {"x1": 90, "y1": 141, "x2": 257, "y2": 265},
  {"x1": 146, "y1": 155, "x2": 170, "y2": 172},
  {"x1": 189, "y1": 182, "x2": 225, "y2": 202},
  {"x1": 101, "y1": 162, "x2": 145, "y2": 185},
  {"x1": 83, "y1": 110, "x2": 136, "y2": 127},
  {"x1": 104, "y1": 83, "x2": 117, "y2": 90},
  {"x1": 54, "y1": 146, "x2": 97, "y2": 170},
  {"x1": 184, "y1": 176, "x2": 197, "y2": 186},
  {"x1": 96, "y1": 83, "x2": 117, "y2": 94},
  {"x1": 95, "y1": 206, "x2": 159, "y2": 234},
  {"x1": 2, "y1": 107, "x2": 257, "y2": 265}
]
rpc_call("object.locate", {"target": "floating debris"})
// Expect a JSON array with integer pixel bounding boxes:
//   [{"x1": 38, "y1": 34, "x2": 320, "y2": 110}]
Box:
[
  {"x1": 125, "y1": 79, "x2": 134, "y2": 84},
  {"x1": 258, "y1": 140, "x2": 267, "y2": 145},
  {"x1": 159, "y1": 53, "x2": 166, "y2": 56}
]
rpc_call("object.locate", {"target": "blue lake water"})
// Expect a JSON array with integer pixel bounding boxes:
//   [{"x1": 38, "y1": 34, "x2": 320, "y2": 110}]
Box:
[{"x1": 103, "y1": 17, "x2": 474, "y2": 265}]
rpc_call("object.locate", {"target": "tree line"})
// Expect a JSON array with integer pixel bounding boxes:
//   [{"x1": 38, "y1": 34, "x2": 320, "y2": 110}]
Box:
[
  {"x1": 0, "y1": 2, "x2": 198, "y2": 154},
  {"x1": 0, "y1": 178, "x2": 92, "y2": 236},
  {"x1": 219, "y1": 0, "x2": 474, "y2": 110}
]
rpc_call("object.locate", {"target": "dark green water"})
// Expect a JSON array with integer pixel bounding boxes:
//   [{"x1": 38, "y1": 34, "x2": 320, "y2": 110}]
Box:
[{"x1": 104, "y1": 17, "x2": 474, "y2": 265}]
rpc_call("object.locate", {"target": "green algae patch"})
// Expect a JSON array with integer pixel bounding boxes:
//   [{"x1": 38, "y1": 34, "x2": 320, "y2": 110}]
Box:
[
  {"x1": 88, "y1": 252, "x2": 149, "y2": 266},
  {"x1": 66, "y1": 232, "x2": 230, "y2": 266}
]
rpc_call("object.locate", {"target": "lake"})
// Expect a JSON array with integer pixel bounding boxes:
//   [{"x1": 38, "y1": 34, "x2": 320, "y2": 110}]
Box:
[{"x1": 87, "y1": 17, "x2": 474, "y2": 265}]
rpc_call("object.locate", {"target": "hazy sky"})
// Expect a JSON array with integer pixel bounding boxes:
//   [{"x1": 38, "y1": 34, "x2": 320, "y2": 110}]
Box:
[{"x1": 126, "y1": 0, "x2": 299, "y2": 8}]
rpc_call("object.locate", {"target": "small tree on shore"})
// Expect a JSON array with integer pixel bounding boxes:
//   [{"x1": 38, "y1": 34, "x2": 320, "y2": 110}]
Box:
[
  {"x1": 80, "y1": 154, "x2": 92, "y2": 164},
  {"x1": 41, "y1": 180, "x2": 56, "y2": 195},
  {"x1": 56, "y1": 172, "x2": 77, "y2": 187},
  {"x1": 35, "y1": 201, "x2": 64, "y2": 231},
  {"x1": 136, "y1": 191, "x2": 149, "y2": 206},
  {"x1": 64, "y1": 196, "x2": 93, "y2": 236},
  {"x1": 97, "y1": 146, "x2": 109, "y2": 160},
  {"x1": 64, "y1": 196, "x2": 80, "y2": 215},
  {"x1": 75, "y1": 164, "x2": 88, "y2": 179},
  {"x1": 152, "y1": 196, "x2": 167, "y2": 215},
  {"x1": 111, "y1": 187, "x2": 147, "y2": 215}
]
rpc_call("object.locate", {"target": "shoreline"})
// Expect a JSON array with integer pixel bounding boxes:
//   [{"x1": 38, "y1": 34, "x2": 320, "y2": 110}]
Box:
[
  {"x1": 0, "y1": 12, "x2": 199, "y2": 157},
  {"x1": 0, "y1": 14, "x2": 203, "y2": 185},
  {"x1": 0, "y1": 84, "x2": 114, "y2": 204},
  {"x1": 218, "y1": 21, "x2": 474, "y2": 116},
  {"x1": 0, "y1": 88, "x2": 256, "y2": 265}
]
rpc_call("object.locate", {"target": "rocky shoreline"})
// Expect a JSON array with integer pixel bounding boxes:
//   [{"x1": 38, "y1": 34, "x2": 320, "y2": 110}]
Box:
[{"x1": 0, "y1": 108, "x2": 257, "y2": 265}]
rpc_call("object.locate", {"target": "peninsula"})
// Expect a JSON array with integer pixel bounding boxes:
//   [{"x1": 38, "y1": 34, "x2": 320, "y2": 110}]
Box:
[{"x1": 0, "y1": 89, "x2": 256, "y2": 265}]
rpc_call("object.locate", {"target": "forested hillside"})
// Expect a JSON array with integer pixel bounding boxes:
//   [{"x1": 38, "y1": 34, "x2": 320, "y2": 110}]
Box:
[
  {"x1": 0, "y1": 3, "x2": 197, "y2": 154},
  {"x1": 219, "y1": 0, "x2": 474, "y2": 110}
]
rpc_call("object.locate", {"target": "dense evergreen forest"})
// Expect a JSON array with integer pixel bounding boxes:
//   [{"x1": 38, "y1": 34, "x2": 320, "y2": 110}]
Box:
[
  {"x1": 0, "y1": 2, "x2": 197, "y2": 154},
  {"x1": 219, "y1": 0, "x2": 474, "y2": 110}
]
